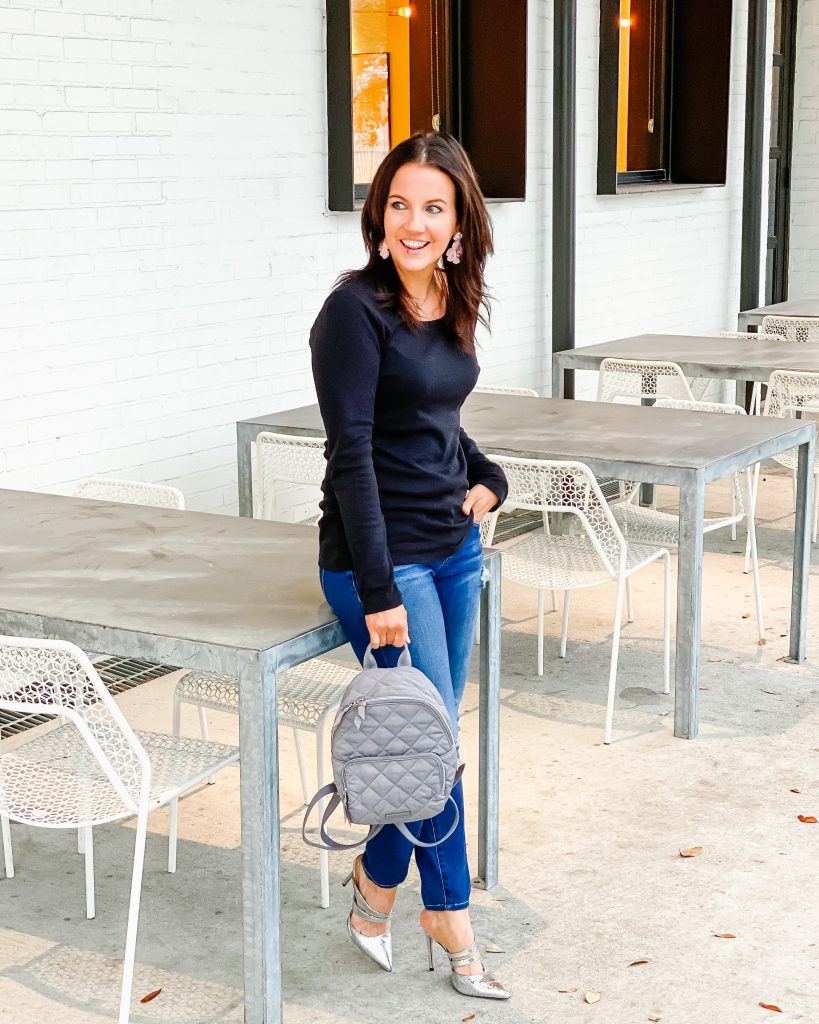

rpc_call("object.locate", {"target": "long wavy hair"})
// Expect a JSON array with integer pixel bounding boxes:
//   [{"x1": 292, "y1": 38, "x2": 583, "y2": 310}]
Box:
[{"x1": 340, "y1": 132, "x2": 493, "y2": 354}]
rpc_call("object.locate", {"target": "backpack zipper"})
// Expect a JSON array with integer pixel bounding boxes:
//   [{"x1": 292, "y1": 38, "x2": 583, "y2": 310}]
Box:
[{"x1": 332, "y1": 695, "x2": 454, "y2": 746}]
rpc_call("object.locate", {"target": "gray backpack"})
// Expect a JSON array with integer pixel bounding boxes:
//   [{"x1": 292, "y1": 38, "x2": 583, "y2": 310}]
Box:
[{"x1": 302, "y1": 647, "x2": 461, "y2": 851}]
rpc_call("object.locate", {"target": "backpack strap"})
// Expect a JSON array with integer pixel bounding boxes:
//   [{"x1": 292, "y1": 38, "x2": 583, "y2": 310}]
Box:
[
  {"x1": 301, "y1": 782, "x2": 383, "y2": 852},
  {"x1": 362, "y1": 644, "x2": 412, "y2": 670},
  {"x1": 392, "y1": 794, "x2": 460, "y2": 848}
]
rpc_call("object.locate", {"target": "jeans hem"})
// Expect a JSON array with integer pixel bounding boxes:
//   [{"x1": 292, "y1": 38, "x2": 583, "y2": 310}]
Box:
[
  {"x1": 422, "y1": 900, "x2": 470, "y2": 911},
  {"x1": 361, "y1": 859, "x2": 403, "y2": 891}
]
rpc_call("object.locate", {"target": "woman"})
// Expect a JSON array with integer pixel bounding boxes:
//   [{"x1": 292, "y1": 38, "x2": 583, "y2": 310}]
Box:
[{"x1": 310, "y1": 131, "x2": 510, "y2": 1001}]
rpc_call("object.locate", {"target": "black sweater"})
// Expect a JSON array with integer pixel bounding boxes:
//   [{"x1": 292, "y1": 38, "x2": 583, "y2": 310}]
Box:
[{"x1": 309, "y1": 276, "x2": 508, "y2": 614}]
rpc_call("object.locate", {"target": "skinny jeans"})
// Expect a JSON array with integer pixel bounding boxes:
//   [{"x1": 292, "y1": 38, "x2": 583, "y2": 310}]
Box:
[{"x1": 319, "y1": 524, "x2": 483, "y2": 911}]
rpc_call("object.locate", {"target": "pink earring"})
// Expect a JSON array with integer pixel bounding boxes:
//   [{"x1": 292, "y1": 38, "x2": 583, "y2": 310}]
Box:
[
  {"x1": 379, "y1": 239, "x2": 390, "y2": 260},
  {"x1": 445, "y1": 232, "x2": 463, "y2": 265}
]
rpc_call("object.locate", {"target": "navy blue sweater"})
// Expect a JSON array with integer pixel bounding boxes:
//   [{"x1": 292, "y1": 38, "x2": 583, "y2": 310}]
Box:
[{"x1": 309, "y1": 277, "x2": 508, "y2": 614}]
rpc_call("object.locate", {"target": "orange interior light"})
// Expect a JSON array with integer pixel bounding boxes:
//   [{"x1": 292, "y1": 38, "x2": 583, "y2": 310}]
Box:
[{"x1": 388, "y1": 5, "x2": 413, "y2": 16}]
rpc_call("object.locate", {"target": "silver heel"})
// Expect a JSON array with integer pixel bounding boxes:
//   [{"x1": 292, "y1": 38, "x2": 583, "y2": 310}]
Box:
[
  {"x1": 344, "y1": 857, "x2": 393, "y2": 972},
  {"x1": 423, "y1": 932, "x2": 510, "y2": 1000}
]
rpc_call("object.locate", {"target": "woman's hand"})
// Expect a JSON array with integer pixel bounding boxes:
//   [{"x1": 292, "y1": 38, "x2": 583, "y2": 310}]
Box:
[
  {"x1": 462, "y1": 483, "x2": 499, "y2": 524},
  {"x1": 365, "y1": 604, "x2": 410, "y2": 649}
]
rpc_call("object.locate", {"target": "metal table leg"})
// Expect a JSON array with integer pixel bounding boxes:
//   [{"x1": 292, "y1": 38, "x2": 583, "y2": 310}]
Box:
[
  {"x1": 674, "y1": 471, "x2": 706, "y2": 738},
  {"x1": 551, "y1": 353, "x2": 566, "y2": 399},
  {"x1": 237, "y1": 422, "x2": 254, "y2": 518},
  {"x1": 788, "y1": 435, "x2": 814, "y2": 663},
  {"x1": 239, "y1": 648, "x2": 282, "y2": 1024},
  {"x1": 475, "y1": 549, "x2": 501, "y2": 889}
]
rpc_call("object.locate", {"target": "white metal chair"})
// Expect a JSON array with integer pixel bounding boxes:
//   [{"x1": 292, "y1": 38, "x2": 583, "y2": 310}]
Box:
[
  {"x1": 757, "y1": 369, "x2": 819, "y2": 545},
  {"x1": 718, "y1": 331, "x2": 787, "y2": 415},
  {"x1": 596, "y1": 357, "x2": 695, "y2": 405},
  {"x1": 74, "y1": 477, "x2": 186, "y2": 509},
  {"x1": 482, "y1": 457, "x2": 671, "y2": 743},
  {"x1": 0, "y1": 636, "x2": 238, "y2": 1024},
  {"x1": 609, "y1": 399, "x2": 765, "y2": 643},
  {"x1": 474, "y1": 384, "x2": 540, "y2": 397},
  {"x1": 761, "y1": 315, "x2": 819, "y2": 345},
  {"x1": 173, "y1": 431, "x2": 350, "y2": 909}
]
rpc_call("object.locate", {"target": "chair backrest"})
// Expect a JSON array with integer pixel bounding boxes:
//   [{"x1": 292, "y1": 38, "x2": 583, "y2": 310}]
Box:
[
  {"x1": 474, "y1": 384, "x2": 539, "y2": 398},
  {"x1": 654, "y1": 398, "x2": 747, "y2": 511},
  {"x1": 487, "y1": 455, "x2": 625, "y2": 576},
  {"x1": 597, "y1": 358, "x2": 695, "y2": 404},
  {"x1": 255, "y1": 432, "x2": 326, "y2": 523},
  {"x1": 764, "y1": 370, "x2": 819, "y2": 420},
  {"x1": 75, "y1": 477, "x2": 185, "y2": 510},
  {"x1": 0, "y1": 636, "x2": 148, "y2": 825},
  {"x1": 761, "y1": 316, "x2": 819, "y2": 344},
  {"x1": 719, "y1": 330, "x2": 786, "y2": 344}
]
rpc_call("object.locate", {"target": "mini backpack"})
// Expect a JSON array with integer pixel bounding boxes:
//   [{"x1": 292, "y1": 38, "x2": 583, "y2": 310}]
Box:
[{"x1": 302, "y1": 646, "x2": 462, "y2": 851}]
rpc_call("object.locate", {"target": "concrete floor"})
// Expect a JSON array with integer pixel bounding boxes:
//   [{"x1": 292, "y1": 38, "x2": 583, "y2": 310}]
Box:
[{"x1": 1, "y1": 467, "x2": 817, "y2": 1024}]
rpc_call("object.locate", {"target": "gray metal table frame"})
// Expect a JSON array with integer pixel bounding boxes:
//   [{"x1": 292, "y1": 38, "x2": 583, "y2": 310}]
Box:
[
  {"x1": 0, "y1": 491, "x2": 502, "y2": 1024},
  {"x1": 551, "y1": 332, "x2": 819, "y2": 409},
  {"x1": 738, "y1": 298, "x2": 819, "y2": 330},
  {"x1": 238, "y1": 398, "x2": 814, "y2": 742}
]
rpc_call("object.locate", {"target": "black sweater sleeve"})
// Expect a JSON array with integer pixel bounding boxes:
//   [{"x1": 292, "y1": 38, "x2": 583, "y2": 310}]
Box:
[
  {"x1": 310, "y1": 287, "x2": 403, "y2": 615},
  {"x1": 459, "y1": 428, "x2": 509, "y2": 509}
]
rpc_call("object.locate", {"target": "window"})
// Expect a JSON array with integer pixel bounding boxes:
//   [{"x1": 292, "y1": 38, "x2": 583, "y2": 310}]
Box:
[
  {"x1": 326, "y1": 0, "x2": 527, "y2": 211},
  {"x1": 598, "y1": 0, "x2": 734, "y2": 194}
]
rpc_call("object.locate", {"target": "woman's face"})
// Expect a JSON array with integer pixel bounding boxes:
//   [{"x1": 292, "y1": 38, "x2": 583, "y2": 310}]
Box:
[{"x1": 382, "y1": 162, "x2": 459, "y2": 282}]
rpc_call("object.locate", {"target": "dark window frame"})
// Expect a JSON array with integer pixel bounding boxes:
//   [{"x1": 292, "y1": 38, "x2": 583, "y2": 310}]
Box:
[
  {"x1": 597, "y1": 0, "x2": 734, "y2": 195},
  {"x1": 326, "y1": 0, "x2": 527, "y2": 212}
]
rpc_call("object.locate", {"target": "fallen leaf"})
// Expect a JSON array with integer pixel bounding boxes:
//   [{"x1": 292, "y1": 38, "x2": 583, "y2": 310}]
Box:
[
  {"x1": 628, "y1": 957, "x2": 652, "y2": 966},
  {"x1": 742, "y1": 612, "x2": 751, "y2": 619},
  {"x1": 780, "y1": 632, "x2": 788, "y2": 637},
  {"x1": 584, "y1": 992, "x2": 601, "y2": 1004},
  {"x1": 791, "y1": 788, "x2": 801, "y2": 794},
  {"x1": 558, "y1": 987, "x2": 578, "y2": 993},
  {"x1": 140, "y1": 989, "x2": 162, "y2": 1004},
  {"x1": 797, "y1": 815, "x2": 817, "y2": 823},
  {"x1": 758, "y1": 638, "x2": 768, "y2": 646},
  {"x1": 492, "y1": 896, "x2": 509, "y2": 902},
  {"x1": 761, "y1": 689, "x2": 780, "y2": 695},
  {"x1": 713, "y1": 933, "x2": 736, "y2": 939},
  {"x1": 699, "y1": 685, "x2": 711, "y2": 691},
  {"x1": 679, "y1": 846, "x2": 703, "y2": 858},
  {"x1": 648, "y1": 1016, "x2": 662, "y2": 1023},
  {"x1": 759, "y1": 1003, "x2": 782, "y2": 1013},
  {"x1": 462, "y1": 1015, "x2": 476, "y2": 1023},
  {"x1": 484, "y1": 943, "x2": 505, "y2": 953}
]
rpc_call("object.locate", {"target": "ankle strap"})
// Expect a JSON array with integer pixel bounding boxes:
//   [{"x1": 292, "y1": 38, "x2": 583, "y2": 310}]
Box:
[
  {"x1": 446, "y1": 941, "x2": 481, "y2": 969},
  {"x1": 351, "y1": 878, "x2": 391, "y2": 924}
]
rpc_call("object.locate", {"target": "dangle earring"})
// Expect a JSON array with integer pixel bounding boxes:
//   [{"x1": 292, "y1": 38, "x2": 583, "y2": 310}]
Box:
[
  {"x1": 379, "y1": 239, "x2": 390, "y2": 260},
  {"x1": 445, "y1": 232, "x2": 463, "y2": 265}
]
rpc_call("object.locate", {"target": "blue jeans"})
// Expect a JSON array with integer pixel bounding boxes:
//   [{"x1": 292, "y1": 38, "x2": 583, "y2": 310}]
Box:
[{"x1": 319, "y1": 524, "x2": 483, "y2": 911}]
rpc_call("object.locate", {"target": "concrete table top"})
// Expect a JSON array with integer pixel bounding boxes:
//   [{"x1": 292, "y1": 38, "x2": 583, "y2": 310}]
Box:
[
  {"x1": 552, "y1": 333, "x2": 819, "y2": 396},
  {"x1": 238, "y1": 394, "x2": 814, "y2": 487},
  {"x1": 739, "y1": 297, "x2": 819, "y2": 329},
  {"x1": 0, "y1": 488, "x2": 334, "y2": 661}
]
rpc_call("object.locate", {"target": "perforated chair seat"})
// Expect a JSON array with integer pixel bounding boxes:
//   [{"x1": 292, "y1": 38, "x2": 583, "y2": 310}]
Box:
[
  {"x1": 612, "y1": 502, "x2": 738, "y2": 548},
  {"x1": 174, "y1": 659, "x2": 356, "y2": 729},
  {"x1": 502, "y1": 531, "x2": 667, "y2": 591},
  {"x1": 1, "y1": 726, "x2": 238, "y2": 828}
]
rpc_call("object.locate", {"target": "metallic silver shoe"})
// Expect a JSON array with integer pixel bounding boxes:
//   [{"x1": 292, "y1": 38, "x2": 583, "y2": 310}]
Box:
[
  {"x1": 342, "y1": 860, "x2": 393, "y2": 972},
  {"x1": 425, "y1": 932, "x2": 510, "y2": 1000}
]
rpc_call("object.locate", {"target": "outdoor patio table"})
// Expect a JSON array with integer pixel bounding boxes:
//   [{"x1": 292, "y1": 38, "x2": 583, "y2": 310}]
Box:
[
  {"x1": 738, "y1": 297, "x2": 819, "y2": 330},
  {"x1": 237, "y1": 395, "x2": 815, "y2": 741},
  {"x1": 551, "y1": 332, "x2": 819, "y2": 406},
  {"x1": 0, "y1": 488, "x2": 502, "y2": 1024}
]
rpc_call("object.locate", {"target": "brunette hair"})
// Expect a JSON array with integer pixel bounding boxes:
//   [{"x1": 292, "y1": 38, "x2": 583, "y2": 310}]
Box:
[{"x1": 340, "y1": 132, "x2": 493, "y2": 354}]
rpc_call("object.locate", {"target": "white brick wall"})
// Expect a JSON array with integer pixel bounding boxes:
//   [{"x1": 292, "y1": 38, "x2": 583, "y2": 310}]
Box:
[
  {"x1": 0, "y1": 0, "x2": 793, "y2": 510},
  {"x1": 789, "y1": 0, "x2": 819, "y2": 299}
]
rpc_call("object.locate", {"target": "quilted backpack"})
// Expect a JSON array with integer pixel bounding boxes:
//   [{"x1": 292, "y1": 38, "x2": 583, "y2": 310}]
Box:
[{"x1": 302, "y1": 646, "x2": 462, "y2": 851}]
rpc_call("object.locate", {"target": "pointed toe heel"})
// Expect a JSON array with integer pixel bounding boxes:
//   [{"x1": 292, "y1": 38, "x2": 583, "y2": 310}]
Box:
[
  {"x1": 342, "y1": 860, "x2": 393, "y2": 972},
  {"x1": 423, "y1": 932, "x2": 510, "y2": 1000}
]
